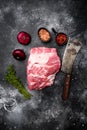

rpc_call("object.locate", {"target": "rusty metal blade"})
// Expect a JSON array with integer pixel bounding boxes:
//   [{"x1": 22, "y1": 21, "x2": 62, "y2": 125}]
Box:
[{"x1": 61, "y1": 38, "x2": 82, "y2": 74}]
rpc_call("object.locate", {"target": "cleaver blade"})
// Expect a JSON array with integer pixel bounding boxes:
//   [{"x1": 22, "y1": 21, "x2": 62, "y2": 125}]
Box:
[{"x1": 61, "y1": 38, "x2": 82, "y2": 100}]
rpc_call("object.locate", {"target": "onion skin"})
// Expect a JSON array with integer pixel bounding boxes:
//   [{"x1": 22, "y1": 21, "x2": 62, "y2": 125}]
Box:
[
  {"x1": 12, "y1": 49, "x2": 26, "y2": 61},
  {"x1": 17, "y1": 31, "x2": 31, "y2": 45}
]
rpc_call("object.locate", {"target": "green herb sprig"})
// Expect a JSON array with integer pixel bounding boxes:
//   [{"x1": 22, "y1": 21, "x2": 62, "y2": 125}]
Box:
[{"x1": 5, "y1": 65, "x2": 32, "y2": 99}]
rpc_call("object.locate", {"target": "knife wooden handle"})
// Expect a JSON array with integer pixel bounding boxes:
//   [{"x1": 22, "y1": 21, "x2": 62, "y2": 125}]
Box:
[{"x1": 62, "y1": 74, "x2": 71, "y2": 100}]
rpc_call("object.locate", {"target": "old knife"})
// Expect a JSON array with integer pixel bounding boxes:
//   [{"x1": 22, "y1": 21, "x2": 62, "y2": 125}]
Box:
[{"x1": 61, "y1": 38, "x2": 82, "y2": 100}]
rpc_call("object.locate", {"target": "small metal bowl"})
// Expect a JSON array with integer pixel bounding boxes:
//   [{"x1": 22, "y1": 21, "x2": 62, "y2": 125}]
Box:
[
  {"x1": 38, "y1": 27, "x2": 52, "y2": 43},
  {"x1": 52, "y1": 28, "x2": 68, "y2": 45}
]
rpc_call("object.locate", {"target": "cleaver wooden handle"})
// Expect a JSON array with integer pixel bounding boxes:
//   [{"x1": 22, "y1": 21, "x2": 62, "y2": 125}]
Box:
[{"x1": 62, "y1": 74, "x2": 71, "y2": 100}]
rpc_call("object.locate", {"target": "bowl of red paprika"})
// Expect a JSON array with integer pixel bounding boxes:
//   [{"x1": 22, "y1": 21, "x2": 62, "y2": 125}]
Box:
[{"x1": 52, "y1": 28, "x2": 68, "y2": 46}]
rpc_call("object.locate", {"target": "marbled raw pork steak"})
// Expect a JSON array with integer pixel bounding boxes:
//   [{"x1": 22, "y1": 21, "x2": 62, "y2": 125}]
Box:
[{"x1": 27, "y1": 47, "x2": 61, "y2": 90}]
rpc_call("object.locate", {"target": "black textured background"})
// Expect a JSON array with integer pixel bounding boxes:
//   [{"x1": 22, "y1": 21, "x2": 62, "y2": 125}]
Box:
[{"x1": 0, "y1": 0, "x2": 87, "y2": 130}]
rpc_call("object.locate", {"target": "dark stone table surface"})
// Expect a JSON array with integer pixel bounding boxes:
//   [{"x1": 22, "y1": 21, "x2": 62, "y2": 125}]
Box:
[{"x1": 0, "y1": 0, "x2": 87, "y2": 130}]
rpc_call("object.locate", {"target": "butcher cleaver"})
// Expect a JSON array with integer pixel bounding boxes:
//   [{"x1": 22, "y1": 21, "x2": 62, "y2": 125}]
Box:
[{"x1": 61, "y1": 38, "x2": 82, "y2": 100}]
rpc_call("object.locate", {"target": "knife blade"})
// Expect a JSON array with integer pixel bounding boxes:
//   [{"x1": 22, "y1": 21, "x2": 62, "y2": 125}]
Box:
[{"x1": 61, "y1": 38, "x2": 82, "y2": 100}]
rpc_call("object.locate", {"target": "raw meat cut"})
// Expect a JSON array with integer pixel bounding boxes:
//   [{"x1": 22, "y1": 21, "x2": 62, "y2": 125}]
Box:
[{"x1": 27, "y1": 47, "x2": 61, "y2": 90}]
